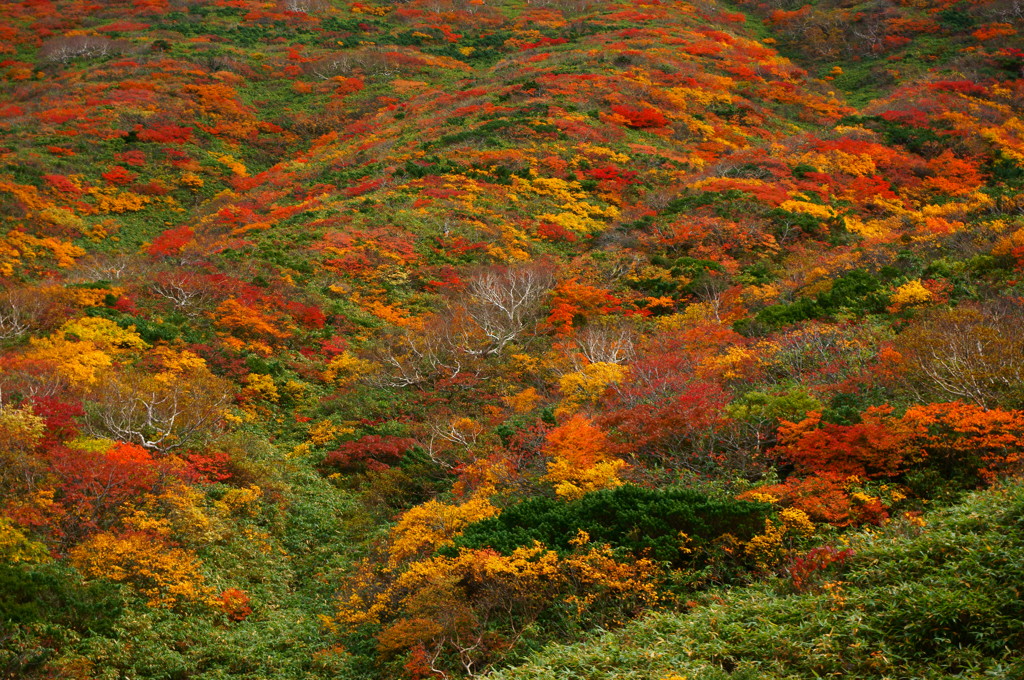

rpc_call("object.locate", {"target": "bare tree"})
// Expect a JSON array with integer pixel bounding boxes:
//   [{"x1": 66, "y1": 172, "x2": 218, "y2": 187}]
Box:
[
  {"x1": 689, "y1": 271, "x2": 734, "y2": 323},
  {"x1": 569, "y1": 321, "x2": 636, "y2": 369},
  {"x1": 151, "y1": 270, "x2": 213, "y2": 316},
  {"x1": 0, "y1": 287, "x2": 52, "y2": 341},
  {"x1": 456, "y1": 263, "x2": 555, "y2": 356},
  {"x1": 84, "y1": 369, "x2": 231, "y2": 454},
  {"x1": 277, "y1": 0, "x2": 329, "y2": 12},
  {"x1": 367, "y1": 264, "x2": 555, "y2": 386},
  {"x1": 423, "y1": 414, "x2": 483, "y2": 469},
  {"x1": 370, "y1": 319, "x2": 468, "y2": 388},
  {"x1": 306, "y1": 48, "x2": 399, "y2": 80},
  {"x1": 69, "y1": 253, "x2": 140, "y2": 283},
  {"x1": 39, "y1": 35, "x2": 122, "y2": 65},
  {"x1": 895, "y1": 300, "x2": 1024, "y2": 408},
  {"x1": 992, "y1": 0, "x2": 1024, "y2": 21}
]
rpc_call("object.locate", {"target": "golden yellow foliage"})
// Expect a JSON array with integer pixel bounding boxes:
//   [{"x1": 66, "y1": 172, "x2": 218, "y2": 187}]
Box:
[
  {"x1": 70, "y1": 532, "x2": 214, "y2": 608},
  {"x1": 888, "y1": 279, "x2": 934, "y2": 312},
  {"x1": 779, "y1": 200, "x2": 837, "y2": 220},
  {"x1": 216, "y1": 485, "x2": 263, "y2": 518},
  {"x1": 159, "y1": 484, "x2": 227, "y2": 545},
  {"x1": 511, "y1": 175, "x2": 621, "y2": 234},
  {"x1": 39, "y1": 206, "x2": 86, "y2": 232},
  {"x1": 350, "y1": 2, "x2": 390, "y2": 15},
  {"x1": 744, "y1": 508, "x2": 815, "y2": 571},
  {"x1": 798, "y1": 150, "x2": 876, "y2": 177},
  {"x1": 0, "y1": 516, "x2": 49, "y2": 564},
  {"x1": 545, "y1": 457, "x2": 627, "y2": 500},
  {"x1": 62, "y1": 286, "x2": 120, "y2": 308},
  {"x1": 122, "y1": 507, "x2": 174, "y2": 537},
  {"x1": 216, "y1": 153, "x2": 248, "y2": 177},
  {"x1": 388, "y1": 494, "x2": 500, "y2": 565},
  {"x1": 557, "y1": 361, "x2": 628, "y2": 414},
  {"x1": 61, "y1": 316, "x2": 149, "y2": 351},
  {"x1": 844, "y1": 215, "x2": 895, "y2": 240},
  {"x1": 0, "y1": 403, "x2": 45, "y2": 453},
  {"x1": 699, "y1": 346, "x2": 758, "y2": 381},
  {"x1": 179, "y1": 171, "x2": 204, "y2": 189},
  {"x1": 308, "y1": 419, "x2": 355, "y2": 447},
  {"x1": 87, "y1": 186, "x2": 151, "y2": 213},
  {"x1": 323, "y1": 351, "x2": 377, "y2": 386},
  {"x1": 152, "y1": 348, "x2": 208, "y2": 384},
  {"x1": 0, "y1": 229, "x2": 84, "y2": 277},
  {"x1": 336, "y1": 538, "x2": 661, "y2": 662},
  {"x1": 26, "y1": 336, "x2": 113, "y2": 386},
  {"x1": 243, "y1": 373, "x2": 279, "y2": 403},
  {"x1": 504, "y1": 387, "x2": 541, "y2": 413},
  {"x1": 993, "y1": 225, "x2": 1024, "y2": 257}
]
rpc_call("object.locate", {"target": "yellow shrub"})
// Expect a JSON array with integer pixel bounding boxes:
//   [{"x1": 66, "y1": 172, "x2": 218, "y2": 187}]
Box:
[{"x1": 70, "y1": 532, "x2": 213, "y2": 608}]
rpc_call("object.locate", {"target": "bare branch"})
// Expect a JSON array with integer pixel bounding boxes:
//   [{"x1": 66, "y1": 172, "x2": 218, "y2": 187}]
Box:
[
  {"x1": 84, "y1": 369, "x2": 231, "y2": 454},
  {"x1": 456, "y1": 263, "x2": 555, "y2": 356}
]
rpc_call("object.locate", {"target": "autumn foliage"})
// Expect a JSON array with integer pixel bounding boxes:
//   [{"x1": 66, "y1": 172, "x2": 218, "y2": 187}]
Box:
[{"x1": 1, "y1": 0, "x2": 1024, "y2": 677}]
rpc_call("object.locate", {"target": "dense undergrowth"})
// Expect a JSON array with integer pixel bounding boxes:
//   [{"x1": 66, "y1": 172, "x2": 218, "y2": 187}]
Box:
[
  {"x1": 493, "y1": 480, "x2": 1024, "y2": 680},
  {"x1": 1, "y1": 0, "x2": 1023, "y2": 678}
]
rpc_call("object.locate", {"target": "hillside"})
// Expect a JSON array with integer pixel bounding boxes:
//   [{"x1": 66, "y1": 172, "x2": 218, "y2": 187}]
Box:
[
  {"x1": 493, "y1": 480, "x2": 1024, "y2": 680},
  {"x1": 1, "y1": 0, "x2": 1023, "y2": 678}
]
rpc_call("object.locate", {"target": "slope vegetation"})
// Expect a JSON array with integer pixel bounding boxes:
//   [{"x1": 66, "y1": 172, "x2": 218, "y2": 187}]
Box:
[
  {"x1": 0, "y1": 0, "x2": 1023, "y2": 678},
  {"x1": 494, "y1": 481, "x2": 1024, "y2": 680}
]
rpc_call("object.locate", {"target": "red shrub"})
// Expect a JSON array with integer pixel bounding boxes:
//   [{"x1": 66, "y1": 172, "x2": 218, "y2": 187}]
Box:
[
  {"x1": 148, "y1": 225, "x2": 195, "y2": 257},
  {"x1": 789, "y1": 545, "x2": 854, "y2": 592},
  {"x1": 217, "y1": 588, "x2": 252, "y2": 621},
  {"x1": 322, "y1": 435, "x2": 417, "y2": 473},
  {"x1": 101, "y1": 165, "x2": 136, "y2": 186},
  {"x1": 609, "y1": 104, "x2": 668, "y2": 128}
]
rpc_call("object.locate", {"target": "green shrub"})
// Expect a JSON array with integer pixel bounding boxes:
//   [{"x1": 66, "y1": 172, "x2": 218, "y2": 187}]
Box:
[
  {"x1": 452, "y1": 485, "x2": 770, "y2": 567},
  {"x1": 0, "y1": 562, "x2": 123, "y2": 632},
  {"x1": 491, "y1": 481, "x2": 1024, "y2": 680}
]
